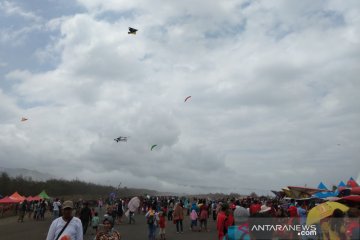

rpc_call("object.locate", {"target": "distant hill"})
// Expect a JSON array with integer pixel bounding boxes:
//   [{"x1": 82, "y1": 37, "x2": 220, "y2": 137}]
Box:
[{"x1": 0, "y1": 167, "x2": 55, "y2": 181}]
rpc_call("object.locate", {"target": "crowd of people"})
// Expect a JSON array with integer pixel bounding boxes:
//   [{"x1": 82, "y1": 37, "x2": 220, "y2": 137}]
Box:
[
  {"x1": 11, "y1": 194, "x2": 358, "y2": 240},
  {"x1": 15, "y1": 199, "x2": 50, "y2": 222},
  {"x1": 136, "y1": 196, "x2": 360, "y2": 240}
]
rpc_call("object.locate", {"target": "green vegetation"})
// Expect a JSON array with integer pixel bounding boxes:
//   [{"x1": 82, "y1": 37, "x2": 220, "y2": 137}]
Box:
[{"x1": 0, "y1": 172, "x2": 115, "y2": 197}]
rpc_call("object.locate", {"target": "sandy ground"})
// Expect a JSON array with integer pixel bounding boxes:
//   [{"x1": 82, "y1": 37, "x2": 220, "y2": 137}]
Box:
[{"x1": 0, "y1": 211, "x2": 217, "y2": 240}]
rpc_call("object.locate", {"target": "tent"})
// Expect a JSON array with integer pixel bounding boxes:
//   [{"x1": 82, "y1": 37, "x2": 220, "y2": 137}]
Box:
[
  {"x1": 26, "y1": 196, "x2": 42, "y2": 201},
  {"x1": 26, "y1": 196, "x2": 33, "y2": 201},
  {"x1": 9, "y1": 192, "x2": 25, "y2": 202},
  {"x1": 0, "y1": 196, "x2": 19, "y2": 203},
  {"x1": 38, "y1": 190, "x2": 50, "y2": 199}
]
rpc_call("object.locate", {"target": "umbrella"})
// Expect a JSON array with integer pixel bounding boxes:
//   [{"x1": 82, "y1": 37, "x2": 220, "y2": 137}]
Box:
[
  {"x1": 127, "y1": 197, "x2": 140, "y2": 212},
  {"x1": 306, "y1": 202, "x2": 349, "y2": 225}
]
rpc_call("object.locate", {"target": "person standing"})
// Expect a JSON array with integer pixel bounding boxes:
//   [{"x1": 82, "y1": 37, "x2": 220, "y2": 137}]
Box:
[
  {"x1": 190, "y1": 209, "x2": 198, "y2": 231},
  {"x1": 79, "y1": 202, "x2": 92, "y2": 235},
  {"x1": 158, "y1": 211, "x2": 166, "y2": 240},
  {"x1": 53, "y1": 198, "x2": 61, "y2": 220},
  {"x1": 46, "y1": 200, "x2": 83, "y2": 240},
  {"x1": 217, "y1": 204, "x2": 228, "y2": 240},
  {"x1": 199, "y1": 204, "x2": 209, "y2": 232},
  {"x1": 18, "y1": 200, "x2": 27, "y2": 223},
  {"x1": 173, "y1": 203, "x2": 184, "y2": 233},
  {"x1": 145, "y1": 207, "x2": 157, "y2": 240},
  {"x1": 168, "y1": 201, "x2": 174, "y2": 221}
]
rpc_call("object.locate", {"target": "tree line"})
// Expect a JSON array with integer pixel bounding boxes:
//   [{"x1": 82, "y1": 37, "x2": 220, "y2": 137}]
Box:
[{"x1": 0, "y1": 172, "x2": 117, "y2": 198}]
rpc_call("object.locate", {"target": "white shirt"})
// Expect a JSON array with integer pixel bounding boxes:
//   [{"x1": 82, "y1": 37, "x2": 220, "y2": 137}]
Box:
[
  {"x1": 46, "y1": 217, "x2": 83, "y2": 240},
  {"x1": 53, "y1": 201, "x2": 61, "y2": 211}
]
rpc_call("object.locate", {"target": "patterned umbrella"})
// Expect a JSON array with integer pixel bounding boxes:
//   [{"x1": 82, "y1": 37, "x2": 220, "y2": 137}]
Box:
[{"x1": 128, "y1": 197, "x2": 140, "y2": 212}]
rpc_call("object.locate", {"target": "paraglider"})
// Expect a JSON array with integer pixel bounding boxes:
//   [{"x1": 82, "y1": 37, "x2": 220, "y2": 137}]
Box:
[
  {"x1": 114, "y1": 136, "x2": 128, "y2": 142},
  {"x1": 21, "y1": 117, "x2": 28, "y2": 122},
  {"x1": 184, "y1": 96, "x2": 191, "y2": 102},
  {"x1": 128, "y1": 27, "x2": 138, "y2": 35},
  {"x1": 150, "y1": 144, "x2": 157, "y2": 151}
]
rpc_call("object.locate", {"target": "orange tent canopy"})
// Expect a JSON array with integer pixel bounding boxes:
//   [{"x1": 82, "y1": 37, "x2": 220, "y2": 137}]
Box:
[{"x1": 9, "y1": 192, "x2": 25, "y2": 202}]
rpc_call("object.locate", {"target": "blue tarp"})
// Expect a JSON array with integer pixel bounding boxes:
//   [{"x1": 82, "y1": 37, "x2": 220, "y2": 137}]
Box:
[{"x1": 313, "y1": 182, "x2": 337, "y2": 199}]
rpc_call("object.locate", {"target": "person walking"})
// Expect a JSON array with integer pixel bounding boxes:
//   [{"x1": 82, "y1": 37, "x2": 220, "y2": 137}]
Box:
[
  {"x1": 79, "y1": 202, "x2": 92, "y2": 235},
  {"x1": 46, "y1": 200, "x2": 83, "y2": 240}
]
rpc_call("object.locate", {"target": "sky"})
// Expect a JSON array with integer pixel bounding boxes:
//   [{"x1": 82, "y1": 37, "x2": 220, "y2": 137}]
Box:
[{"x1": 0, "y1": 0, "x2": 359, "y2": 195}]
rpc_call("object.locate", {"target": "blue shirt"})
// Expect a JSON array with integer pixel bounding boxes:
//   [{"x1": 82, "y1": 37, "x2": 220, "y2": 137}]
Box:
[{"x1": 297, "y1": 207, "x2": 307, "y2": 225}]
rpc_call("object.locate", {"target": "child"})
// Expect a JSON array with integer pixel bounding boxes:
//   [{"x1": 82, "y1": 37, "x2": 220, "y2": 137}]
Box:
[
  {"x1": 190, "y1": 209, "x2": 198, "y2": 231},
  {"x1": 159, "y1": 211, "x2": 166, "y2": 240},
  {"x1": 91, "y1": 212, "x2": 100, "y2": 235}
]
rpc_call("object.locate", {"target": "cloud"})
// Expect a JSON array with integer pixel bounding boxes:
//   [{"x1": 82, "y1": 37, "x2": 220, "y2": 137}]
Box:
[
  {"x1": 0, "y1": 0, "x2": 359, "y2": 194},
  {"x1": 0, "y1": 1, "x2": 42, "y2": 22}
]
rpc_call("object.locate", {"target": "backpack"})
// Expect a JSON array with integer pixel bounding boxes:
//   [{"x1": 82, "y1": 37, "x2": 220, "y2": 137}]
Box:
[{"x1": 147, "y1": 215, "x2": 155, "y2": 225}]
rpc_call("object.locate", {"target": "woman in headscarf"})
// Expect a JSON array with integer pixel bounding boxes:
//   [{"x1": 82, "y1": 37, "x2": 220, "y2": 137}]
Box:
[{"x1": 95, "y1": 218, "x2": 121, "y2": 240}]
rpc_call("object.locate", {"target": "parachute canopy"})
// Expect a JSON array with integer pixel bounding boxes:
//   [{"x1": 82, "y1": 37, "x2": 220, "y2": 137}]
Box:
[
  {"x1": 184, "y1": 96, "x2": 191, "y2": 102},
  {"x1": 151, "y1": 145, "x2": 157, "y2": 151}
]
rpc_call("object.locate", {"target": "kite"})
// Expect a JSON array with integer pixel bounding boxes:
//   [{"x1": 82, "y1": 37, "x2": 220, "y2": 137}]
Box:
[
  {"x1": 114, "y1": 137, "x2": 128, "y2": 142},
  {"x1": 21, "y1": 117, "x2": 28, "y2": 122},
  {"x1": 150, "y1": 144, "x2": 157, "y2": 151},
  {"x1": 184, "y1": 96, "x2": 191, "y2": 102},
  {"x1": 128, "y1": 27, "x2": 138, "y2": 35}
]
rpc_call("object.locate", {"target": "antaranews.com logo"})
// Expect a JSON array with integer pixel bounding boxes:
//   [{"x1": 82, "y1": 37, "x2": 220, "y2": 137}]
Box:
[{"x1": 251, "y1": 224, "x2": 317, "y2": 237}]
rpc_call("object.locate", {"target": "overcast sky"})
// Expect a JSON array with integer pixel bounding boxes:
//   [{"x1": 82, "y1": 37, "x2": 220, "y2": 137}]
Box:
[{"x1": 0, "y1": 0, "x2": 359, "y2": 195}]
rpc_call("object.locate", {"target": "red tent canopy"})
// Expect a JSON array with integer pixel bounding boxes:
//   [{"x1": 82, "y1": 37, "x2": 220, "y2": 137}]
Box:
[
  {"x1": 26, "y1": 196, "x2": 34, "y2": 201},
  {"x1": 0, "y1": 196, "x2": 19, "y2": 203},
  {"x1": 31, "y1": 196, "x2": 42, "y2": 201}
]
